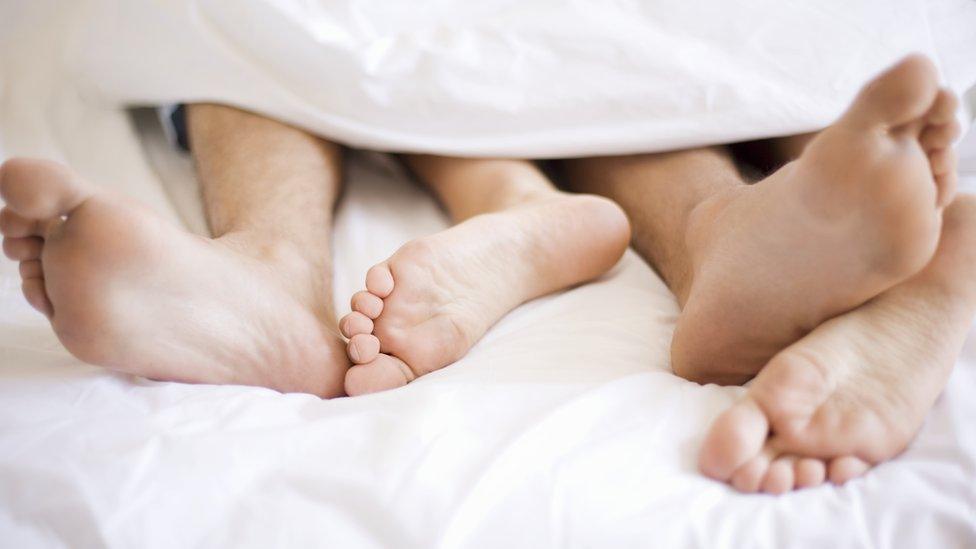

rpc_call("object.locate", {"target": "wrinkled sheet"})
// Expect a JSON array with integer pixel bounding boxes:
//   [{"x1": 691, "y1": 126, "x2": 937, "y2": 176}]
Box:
[
  {"x1": 2, "y1": 1, "x2": 976, "y2": 547},
  {"x1": 36, "y1": 0, "x2": 976, "y2": 157}
]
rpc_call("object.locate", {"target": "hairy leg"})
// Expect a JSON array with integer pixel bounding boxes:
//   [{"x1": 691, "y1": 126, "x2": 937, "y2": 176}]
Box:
[
  {"x1": 339, "y1": 156, "x2": 630, "y2": 395},
  {"x1": 188, "y1": 104, "x2": 342, "y2": 326},
  {"x1": 561, "y1": 146, "x2": 741, "y2": 305}
]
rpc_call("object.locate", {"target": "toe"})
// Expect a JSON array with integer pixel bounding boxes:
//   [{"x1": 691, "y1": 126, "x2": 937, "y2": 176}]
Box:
[
  {"x1": 935, "y1": 171, "x2": 958, "y2": 209},
  {"x1": 761, "y1": 456, "x2": 796, "y2": 495},
  {"x1": 924, "y1": 88, "x2": 959, "y2": 126},
  {"x1": 794, "y1": 458, "x2": 827, "y2": 489},
  {"x1": 827, "y1": 456, "x2": 871, "y2": 485},
  {"x1": 21, "y1": 278, "x2": 52, "y2": 317},
  {"x1": 3, "y1": 236, "x2": 43, "y2": 260},
  {"x1": 843, "y1": 54, "x2": 938, "y2": 129},
  {"x1": 0, "y1": 158, "x2": 92, "y2": 219},
  {"x1": 730, "y1": 451, "x2": 772, "y2": 493},
  {"x1": 339, "y1": 311, "x2": 374, "y2": 338},
  {"x1": 347, "y1": 333, "x2": 381, "y2": 364},
  {"x1": 344, "y1": 353, "x2": 416, "y2": 396},
  {"x1": 699, "y1": 396, "x2": 770, "y2": 480},
  {"x1": 351, "y1": 290, "x2": 384, "y2": 319},
  {"x1": 19, "y1": 259, "x2": 43, "y2": 279},
  {"x1": 929, "y1": 148, "x2": 956, "y2": 177},
  {"x1": 0, "y1": 208, "x2": 41, "y2": 237},
  {"x1": 920, "y1": 122, "x2": 961, "y2": 151},
  {"x1": 365, "y1": 263, "x2": 395, "y2": 298}
]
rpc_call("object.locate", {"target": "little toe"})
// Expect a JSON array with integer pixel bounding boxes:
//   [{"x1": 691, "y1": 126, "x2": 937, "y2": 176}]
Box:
[
  {"x1": 365, "y1": 264, "x2": 395, "y2": 298},
  {"x1": 344, "y1": 353, "x2": 416, "y2": 396},
  {"x1": 351, "y1": 290, "x2": 384, "y2": 319},
  {"x1": 19, "y1": 259, "x2": 43, "y2": 279},
  {"x1": 339, "y1": 311, "x2": 374, "y2": 338},
  {"x1": 0, "y1": 208, "x2": 41, "y2": 237},
  {"x1": 3, "y1": 236, "x2": 43, "y2": 261},
  {"x1": 21, "y1": 278, "x2": 52, "y2": 317},
  {"x1": 794, "y1": 458, "x2": 827, "y2": 489},
  {"x1": 761, "y1": 456, "x2": 796, "y2": 495},
  {"x1": 730, "y1": 451, "x2": 773, "y2": 493},
  {"x1": 827, "y1": 456, "x2": 870, "y2": 485},
  {"x1": 347, "y1": 333, "x2": 381, "y2": 364},
  {"x1": 699, "y1": 396, "x2": 770, "y2": 480}
]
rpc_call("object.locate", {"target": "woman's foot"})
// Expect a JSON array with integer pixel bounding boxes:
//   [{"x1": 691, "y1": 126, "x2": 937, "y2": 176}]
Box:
[
  {"x1": 339, "y1": 193, "x2": 630, "y2": 395},
  {"x1": 699, "y1": 196, "x2": 976, "y2": 493},
  {"x1": 0, "y1": 158, "x2": 348, "y2": 397},
  {"x1": 672, "y1": 54, "x2": 961, "y2": 384}
]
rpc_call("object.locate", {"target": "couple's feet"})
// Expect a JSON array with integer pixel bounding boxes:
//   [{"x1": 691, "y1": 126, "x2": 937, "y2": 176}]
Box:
[
  {"x1": 680, "y1": 54, "x2": 975, "y2": 493},
  {"x1": 1, "y1": 54, "x2": 972, "y2": 496},
  {"x1": 0, "y1": 158, "x2": 629, "y2": 398}
]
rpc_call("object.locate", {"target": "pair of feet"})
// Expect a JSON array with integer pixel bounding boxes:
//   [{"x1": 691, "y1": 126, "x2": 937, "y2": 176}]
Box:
[
  {"x1": 0, "y1": 55, "x2": 972, "y2": 495},
  {"x1": 0, "y1": 159, "x2": 630, "y2": 399}
]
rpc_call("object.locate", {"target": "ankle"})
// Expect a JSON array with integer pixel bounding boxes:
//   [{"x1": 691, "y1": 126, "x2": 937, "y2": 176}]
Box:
[
  {"x1": 216, "y1": 231, "x2": 333, "y2": 307},
  {"x1": 671, "y1": 187, "x2": 742, "y2": 303},
  {"x1": 427, "y1": 160, "x2": 559, "y2": 221}
]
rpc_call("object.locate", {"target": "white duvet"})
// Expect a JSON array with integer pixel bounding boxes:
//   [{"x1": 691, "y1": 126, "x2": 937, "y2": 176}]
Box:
[{"x1": 2, "y1": 1, "x2": 976, "y2": 547}]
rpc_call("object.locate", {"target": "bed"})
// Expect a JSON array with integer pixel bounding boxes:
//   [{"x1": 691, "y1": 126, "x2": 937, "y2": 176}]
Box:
[{"x1": 2, "y1": 1, "x2": 976, "y2": 547}]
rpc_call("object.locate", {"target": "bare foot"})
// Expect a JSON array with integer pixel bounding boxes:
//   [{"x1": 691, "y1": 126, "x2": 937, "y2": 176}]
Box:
[
  {"x1": 0, "y1": 158, "x2": 348, "y2": 397},
  {"x1": 338, "y1": 193, "x2": 630, "y2": 395},
  {"x1": 698, "y1": 196, "x2": 976, "y2": 493},
  {"x1": 672, "y1": 54, "x2": 961, "y2": 384}
]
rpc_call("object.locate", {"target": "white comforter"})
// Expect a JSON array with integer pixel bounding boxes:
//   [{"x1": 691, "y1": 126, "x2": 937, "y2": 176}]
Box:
[{"x1": 1, "y1": 1, "x2": 976, "y2": 547}]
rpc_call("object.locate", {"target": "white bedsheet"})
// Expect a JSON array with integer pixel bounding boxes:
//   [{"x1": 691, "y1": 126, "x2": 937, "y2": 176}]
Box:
[
  {"x1": 2, "y1": 1, "x2": 976, "y2": 547},
  {"x1": 36, "y1": 0, "x2": 976, "y2": 157},
  {"x1": 2, "y1": 113, "x2": 976, "y2": 549}
]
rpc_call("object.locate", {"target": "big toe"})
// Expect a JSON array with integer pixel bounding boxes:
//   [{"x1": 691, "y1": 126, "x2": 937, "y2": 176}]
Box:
[
  {"x1": 0, "y1": 158, "x2": 92, "y2": 220},
  {"x1": 844, "y1": 54, "x2": 939, "y2": 129},
  {"x1": 344, "y1": 353, "x2": 416, "y2": 396},
  {"x1": 699, "y1": 396, "x2": 770, "y2": 480}
]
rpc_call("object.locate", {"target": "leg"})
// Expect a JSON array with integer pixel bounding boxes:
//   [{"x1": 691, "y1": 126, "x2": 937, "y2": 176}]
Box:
[
  {"x1": 565, "y1": 54, "x2": 958, "y2": 385},
  {"x1": 338, "y1": 156, "x2": 631, "y2": 395},
  {"x1": 0, "y1": 104, "x2": 348, "y2": 397},
  {"x1": 562, "y1": 146, "x2": 742, "y2": 306}
]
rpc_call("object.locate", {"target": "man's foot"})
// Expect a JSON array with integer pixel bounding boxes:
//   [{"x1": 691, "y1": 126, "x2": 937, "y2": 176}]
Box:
[
  {"x1": 698, "y1": 196, "x2": 976, "y2": 493},
  {"x1": 672, "y1": 54, "x2": 961, "y2": 384},
  {"x1": 0, "y1": 158, "x2": 348, "y2": 397},
  {"x1": 338, "y1": 193, "x2": 630, "y2": 395}
]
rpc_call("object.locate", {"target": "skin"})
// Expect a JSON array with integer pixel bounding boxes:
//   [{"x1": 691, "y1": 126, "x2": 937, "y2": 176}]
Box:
[
  {"x1": 340, "y1": 157, "x2": 632, "y2": 395},
  {"x1": 562, "y1": 54, "x2": 973, "y2": 492},
  {"x1": 1, "y1": 52, "x2": 971, "y2": 494},
  {"x1": 0, "y1": 104, "x2": 351, "y2": 396},
  {"x1": 0, "y1": 110, "x2": 632, "y2": 399}
]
